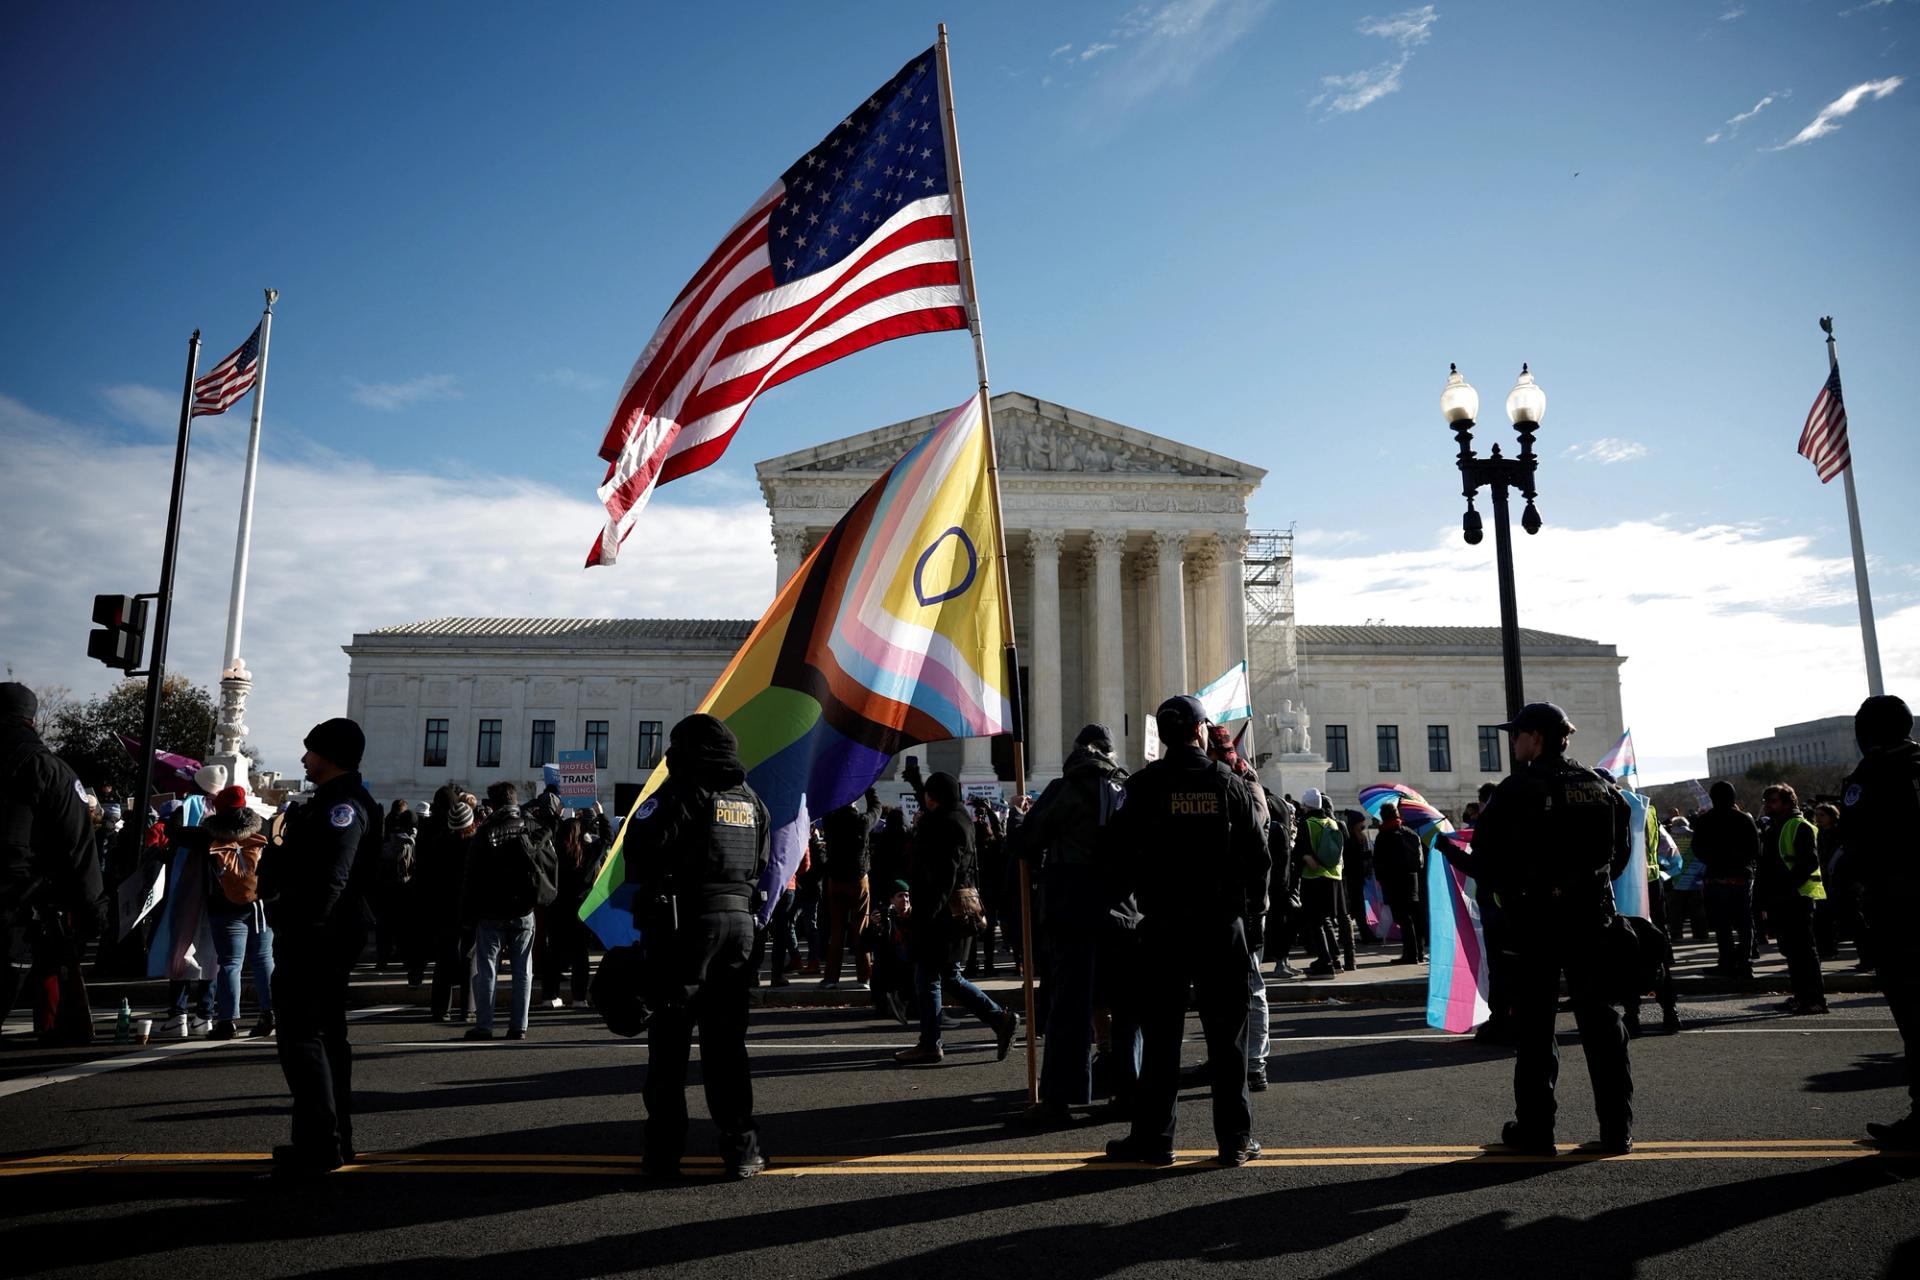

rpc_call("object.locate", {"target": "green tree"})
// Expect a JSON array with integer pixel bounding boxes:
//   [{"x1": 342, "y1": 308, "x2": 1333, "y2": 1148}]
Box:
[{"x1": 42, "y1": 675, "x2": 245, "y2": 799}]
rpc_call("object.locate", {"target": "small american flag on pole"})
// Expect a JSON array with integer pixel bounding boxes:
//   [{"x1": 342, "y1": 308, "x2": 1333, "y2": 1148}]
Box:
[
  {"x1": 191, "y1": 323, "x2": 263, "y2": 418},
  {"x1": 1797, "y1": 366, "x2": 1851, "y2": 483},
  {"x1": 587, "y1": 46, "x2": 966, "y2": 566}
]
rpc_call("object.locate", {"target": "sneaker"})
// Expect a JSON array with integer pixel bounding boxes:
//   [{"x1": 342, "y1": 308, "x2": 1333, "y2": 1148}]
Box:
[
  {"x1": 1275, "y1": 961, "x2": 1302, "y2": 979},
  {"x1": 547, "y1": 997, "x2": 566, "y2": 1009},
  {"x1": 725, "y1": 1151, "x2": 768, "y2": 1181},
  {"x1": 159, "y1": 1013, "x2": 188, "y2": 1038},
  {"x1": 1304, "y1": 962, "x2": 1337, "y2": 978},
  {"x1": 1014, "y1": 1101, "x2": 1077, "y2": 1129},
  {"x1": 189, "y1": 1015, "x2": 213, "y2": 1036},
  {"x1": 1499, "y1": 1120, "x2": 1556, "y2": 1156},
  {"x1": 463, "y1": 1025, "x2": 495, "y2": 1041},
  {"x1": 1218, "y1": 1138, "x2": 1262, "y2": 1167},
  {"x1": 1792, "y1": 1000, "x2": 1831, "y2": 1016},
  {"x1": 820, "y1": 980, "x2": 840, "y2": 990},
  {"x1": 250, "y1": 1015, "x2": 276, "y2": 1039},
  {"x1": 893, "y1": 1044, "x2": 943, "y2": 1066},
  {"x1": 1594, "y1": 1133, "x2": 1634, "y2": 1155},
  {"x1": 208, "y1": 1020, "x2": 239, "y2": 1041},
  {"x1": 845, "y1": 980, "x2": 870, "y2": 992},
  {"x1": 506, "y1": 1028, "x2": 527, "y2": 1041},
  {"x1": 1105, "y1": 1138, "x2": 1175, "y2": 1167},
  {"x1": 995, "y1": 1009, "x2": 1020, "y2": 1062},
  {"x1": 770, "y1": 975, "x2": 791, "y2": 987},
  {"x1": 1247, "y1": 1068, "x2": 1269, "y2": 1093}
]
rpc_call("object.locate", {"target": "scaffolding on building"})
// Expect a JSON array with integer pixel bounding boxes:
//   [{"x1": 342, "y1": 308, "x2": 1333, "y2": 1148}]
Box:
[{"x1": 1244, "y1": 528, "x2": 1299, "y2": 743}]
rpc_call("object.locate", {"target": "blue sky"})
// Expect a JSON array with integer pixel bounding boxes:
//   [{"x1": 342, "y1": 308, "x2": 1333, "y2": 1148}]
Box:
[{"x1": 3, "y1": 1, "x2": 1917, "y2": 779}]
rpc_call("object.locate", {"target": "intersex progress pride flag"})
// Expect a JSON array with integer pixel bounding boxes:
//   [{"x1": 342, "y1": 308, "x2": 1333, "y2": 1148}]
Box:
[
  {"x1": 1358, "y1": 782, "x2": 1490, "y2": 1033},
  {"x1": 588, "y1": 46, "x2": 966, "y2": 565},
  {"x1": 581, "y1": 395, "x2": 1012, "y2": 944}
]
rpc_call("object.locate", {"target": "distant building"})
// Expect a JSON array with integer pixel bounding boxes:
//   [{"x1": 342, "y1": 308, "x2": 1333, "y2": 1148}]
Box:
[
  {"x1": 1706, "y1": 716, "x2": 1857, "y2": 778},
  {"x1": 1296, "y1": 625, "x2": 1626, "y2": 818}
]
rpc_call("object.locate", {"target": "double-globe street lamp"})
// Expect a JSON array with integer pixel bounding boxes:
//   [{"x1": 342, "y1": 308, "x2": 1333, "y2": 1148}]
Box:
[{"x1": 1440, "y1": 362, "x2": 1547, "y2": 722}]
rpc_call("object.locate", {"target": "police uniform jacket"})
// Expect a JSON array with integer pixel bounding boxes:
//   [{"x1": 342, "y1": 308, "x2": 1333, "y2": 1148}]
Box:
[
  {"x1": 1840, "y1": 735, "x2": 1920, "y2": 948},
  {"x1": 1472, "y1": 753, "x2": 1631, "y2": 944},
  {"x1": 259, "y1": 772, "x2": 381, "y2": 954},
  {"x1": 1117, "y1": 744, "x2": 1270, "y2": 939},
  {"x1": 1, "y1": 721, "x2": 107, "y2": 958},
  {"x1": 623, "y1": 777, "x2": 770, "y2": 915}
]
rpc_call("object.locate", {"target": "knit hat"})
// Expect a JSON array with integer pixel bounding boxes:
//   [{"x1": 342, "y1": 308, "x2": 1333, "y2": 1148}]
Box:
[
  {"x1": 213, "y1": 784, "x2": 248, "y2": 812},
  {"x1": 194, "y1": 763, "x2": 229, "y2": 795},
  {"x1": 201, "y1": 787, "x2": 262, "y2": 840},
  {"x1": 0, "y1": 682, "x2": 36, "y2": 724},
  {"x1": 1074, "y1": 723, "x2": 1114, "y2": 754},
  {"x1": 1300, "y1": 786, "x2": 1324, "y2": 812},
  {"x1": 303, "y1": 717, "x2": 366, "y2": 771},
  {"x1": 923, "y1": 770, "x2": 962, "y2": 811},
  {"x1": 1855, "y1": 694, "x2": 1914, "y2": 753},
  {"x1": 447, "y1": 799, "x2": 477, "y2": 833}
]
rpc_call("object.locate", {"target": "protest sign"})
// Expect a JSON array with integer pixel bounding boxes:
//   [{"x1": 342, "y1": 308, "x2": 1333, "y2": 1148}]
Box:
[{"x1": 556, "y1": 749, "x2": 598, "y2": 810}]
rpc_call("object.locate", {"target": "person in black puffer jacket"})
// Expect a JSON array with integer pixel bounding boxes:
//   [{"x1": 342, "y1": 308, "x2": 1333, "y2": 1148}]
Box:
[{"x1": 894, "y1": 771, "x2": 1019, "y2": 1068}]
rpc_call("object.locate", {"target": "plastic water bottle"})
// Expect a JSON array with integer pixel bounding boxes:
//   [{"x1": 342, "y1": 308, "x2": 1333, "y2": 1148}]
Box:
[{"x1": 115, "y1": 998, "x2": 132, "y2": 1044}]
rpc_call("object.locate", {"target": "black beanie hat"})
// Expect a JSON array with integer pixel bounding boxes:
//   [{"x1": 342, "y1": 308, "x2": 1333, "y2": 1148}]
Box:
[
  {"x1": 1855, "y1": 694, "x2": 1913, "y2": 753},
  {"x1": 1074, "y1": 723, "x2": 1114, "y2": 754},
  {"x1": 304, "y1": 717, "x2": 366, "y2": 771},
  {"x1": 0, "y1": 682, "x2": 36, "y2": 724},
  {"x1": 669, "y1": 712, "x2": 738, "y2": 755},
  {"x1": 923, "y1": 771, "x2": 962, "y2": 811}
]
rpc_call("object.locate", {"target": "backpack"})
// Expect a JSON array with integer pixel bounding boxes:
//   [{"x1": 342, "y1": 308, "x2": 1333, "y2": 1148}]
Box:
[
  {"x1": 485, "y1": 818, "x2": 558, "y2": 918},
  {"x1": 212, "y1": 843, "x2": 261, "y2": 905},
  {"x1": 382, "y1": 829, "x2": 417, "y2": 886},
  {"x1": 1311, "y1": 816, "x2": 1345, "y2": 872}
]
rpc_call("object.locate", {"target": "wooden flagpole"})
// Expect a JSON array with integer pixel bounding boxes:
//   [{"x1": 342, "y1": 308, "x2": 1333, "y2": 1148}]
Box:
[{"x1": 935, "y1": 23, "x2": 1039, "y2": 1105}]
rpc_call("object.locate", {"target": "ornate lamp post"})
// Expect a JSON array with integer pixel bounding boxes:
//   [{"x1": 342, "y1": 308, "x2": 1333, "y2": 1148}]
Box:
[{"x1": 1442, "y1": 363, "x2": 1546, "y2": 721}]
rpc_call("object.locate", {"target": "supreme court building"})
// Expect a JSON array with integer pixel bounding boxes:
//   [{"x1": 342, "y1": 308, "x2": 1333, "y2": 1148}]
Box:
[{"x1": 345, "y1": 392, "x2": 1625, "y2": 816}]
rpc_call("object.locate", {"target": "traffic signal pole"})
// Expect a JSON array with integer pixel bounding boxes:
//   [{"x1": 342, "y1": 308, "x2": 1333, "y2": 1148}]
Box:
[{"x1": 125, "y1": 330, "x2": 201, "y2": 881}]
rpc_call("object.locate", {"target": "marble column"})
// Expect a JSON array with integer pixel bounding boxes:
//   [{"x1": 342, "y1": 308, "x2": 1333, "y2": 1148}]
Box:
[
  {"x1": 959, "y1": 731, "x2": 997, "y2": 783},
  {"x1": 1151, "y1": 530, "x2": 1188, "y2": 704},
  {"x1": 772, "y1": 526, "x2": 809, "y2": 593},
  {"x1": 1023, "y1": 528, "x2": 1066, "y2": 786},
  {"x1": 1133, "y1": 546, "x2": 1162, "y2": 750},
  {"x1": 1086, "y1": 529, "x2": 1129, "y2": 762},
  {"x1": 1188, "y1": 532, "x2": 1223, "y2": 686},
  {"x1": 1219, "y1": 530, "x2": 1250, "y2": 675}
]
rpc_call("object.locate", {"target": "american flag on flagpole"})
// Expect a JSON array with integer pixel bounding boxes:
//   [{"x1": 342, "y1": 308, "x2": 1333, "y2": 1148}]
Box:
[
  {"x1": 586, "y1": 46, "x2": 967, "y2": 566},
  {"x1": 1798, "y1": 366, "x2": 1851, "y2": 483},
  {"x1": 191, "y1": 324, "x2": 263, "y2": 418}
]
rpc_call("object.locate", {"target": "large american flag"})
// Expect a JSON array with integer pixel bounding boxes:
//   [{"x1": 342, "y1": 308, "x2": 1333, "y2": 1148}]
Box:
[
  {"x1": 588, "y1": 47, "x2": 966, "y2": 566},
  {"x1": 1798, "y1": 366, "x2": 1851, "y2": 483},
  {"x1": 191, "y1": 324, "x2": 263, "y2": 418}
]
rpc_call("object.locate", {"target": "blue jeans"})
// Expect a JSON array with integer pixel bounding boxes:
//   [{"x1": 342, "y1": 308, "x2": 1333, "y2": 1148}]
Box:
[
  {"x1": 212, "y1": 912, "x2": 274, "y2": 1021},
  {"x1": 915, "y1": 956, "x2": 1005, "y2": 1050},
  {"x1": 472, "y1": 914, "x2": 534, "y2": 1033},
  {"x1": 167, "y1": 979, "x2": 211, "y2": 1018}
]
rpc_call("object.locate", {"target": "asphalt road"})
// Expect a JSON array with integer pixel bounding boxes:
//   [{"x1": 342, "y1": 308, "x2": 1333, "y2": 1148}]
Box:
[{"x1": 3, "y1": 985, "x2": 1915, "y2": 1279}]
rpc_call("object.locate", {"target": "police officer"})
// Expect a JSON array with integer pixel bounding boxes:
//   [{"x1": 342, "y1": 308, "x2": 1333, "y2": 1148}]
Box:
[
  {"x1": 1106, "y1": 695, "x2": 1271, "y2": 1167},
  {"x1": 624, "y1": 713, "x2": 770, "y2": 1180},
  {"x1": 1472, "y1": 702, "x2": 1635, "y2": 1155},
  {"x1": 259, "y1": 717, "x2": 381, "y2": 1177},
  {"x1": 1839, "y1": 694, "x2": 1920, "y2": 1148},
  {"x1": 1, "y1": 683, "x2": 108, "y2": 1036}
]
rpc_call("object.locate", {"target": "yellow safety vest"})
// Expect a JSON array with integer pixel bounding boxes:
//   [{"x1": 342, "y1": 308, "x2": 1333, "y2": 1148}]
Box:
[
  {"x1": 1302, "y1": 817, "x2": 1344, "y2": 880},
  {"x1": 1777, "y1": 815, "x2": 1827, "y2": 901}
]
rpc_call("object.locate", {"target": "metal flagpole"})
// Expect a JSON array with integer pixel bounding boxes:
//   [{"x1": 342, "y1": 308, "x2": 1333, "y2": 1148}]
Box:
[
  {"x1": 1824, "y1": 318, "x2": 1884, "y2": 697},
  {"x1": 936, "y1": 24, "x2": 1040, "y2": 1105},
  {"x1": 210, "y1": 289, "x2": 278, "y2": 788}
]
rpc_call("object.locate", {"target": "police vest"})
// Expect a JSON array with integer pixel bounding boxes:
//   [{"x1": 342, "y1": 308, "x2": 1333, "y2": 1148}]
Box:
[
  {"x1": 1776, "y1": 815, "x2": 1827, "y2": 901},
  {"x1": 1301, "y1": 817, "x2": 1344, "y2": 880},
  {"x1": 690, "y1": 786, "x2": 763, "y2": 907}
]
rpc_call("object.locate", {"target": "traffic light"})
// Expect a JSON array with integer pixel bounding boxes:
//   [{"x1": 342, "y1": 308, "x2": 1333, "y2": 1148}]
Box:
[{"x1": 88, "y1": 594, "x2": 148, "y2": 672}]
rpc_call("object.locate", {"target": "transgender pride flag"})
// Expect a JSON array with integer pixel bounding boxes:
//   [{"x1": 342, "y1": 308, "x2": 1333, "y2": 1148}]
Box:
[{"x1": 1358, "y1": 782, "x2": 1490, "y2": 1033}]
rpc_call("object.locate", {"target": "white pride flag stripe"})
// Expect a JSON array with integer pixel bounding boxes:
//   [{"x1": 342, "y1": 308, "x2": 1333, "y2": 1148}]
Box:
[{"x1": 1196, "y1": 661, "x2": 1253, "y2": 723}]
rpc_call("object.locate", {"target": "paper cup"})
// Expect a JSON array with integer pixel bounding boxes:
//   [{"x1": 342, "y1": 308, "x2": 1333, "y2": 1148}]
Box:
[{"x1": 137, "y1": 1019, "x2": 152, "y2": 1045}]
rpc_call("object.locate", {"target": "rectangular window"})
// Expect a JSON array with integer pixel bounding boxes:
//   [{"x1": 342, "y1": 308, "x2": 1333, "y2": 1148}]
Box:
[
  {"x1": 1376, "y1": 724, "x2": 1401, "y2": 773},
  {"x1": 476, "y1": 718, "x2": 502, "y2": 769},
  {"x1": 422, "y1": 718, "x2": 448, "y2": 768},
  {"x1": 585, "y1": 720, "x2": 610, "y2": 769},
  {"x1": 529, "y1": 719, "x2": 555, "y2": 768},
  {"x1": 1428, "y1": 725, "x2": 1452, "y2": 773},
  {"x1": 1325, "y1": 724, "x2": 1349, "y2": 773},
  {"x1": 1478, "y1": 725, "x2": 1503, "y2": 772},
  {"x1": 637, "y1": 720, "x2": 664, "y2": 769}
]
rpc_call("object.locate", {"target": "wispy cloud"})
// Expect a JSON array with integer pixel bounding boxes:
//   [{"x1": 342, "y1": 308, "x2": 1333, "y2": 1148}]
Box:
[
  {"x1": 539, "y1": 367, "x2": 611, "y2": 394},
  {"x1": 1298, "y1": 519, "x2": 1920, "y2": 778},
  {"x1": 1839, "y1": 1, "x2": 1895, "y2": 16},
  {"x1": 1311, "y1": 4, "x2": 1439, "y2": 115},
  {"x1": 349, "y1": 372, "x2": 460, "y2": 411},
  {"x1": 1563, "y1": 437, "x2": 1650, "y2": 465},
  {"x1": 1052, "y1": 0, "x2": 1276, "y2": 107},
  {"x1": 1768, "y1": 76, "x2": 1904, "y2": 149},
  {"x1": 0, "y1": 392, "x2": 774, "y2": 773},
  {"x1": 100, "y1": 384, "x2": 180, "y2": 432},
  {"x1": 1719, "y1": 6, "x2": 1746, "y2": 21},
  {"x1": 1705, "y1": 90, "x2": 1783, "y2": 144}
]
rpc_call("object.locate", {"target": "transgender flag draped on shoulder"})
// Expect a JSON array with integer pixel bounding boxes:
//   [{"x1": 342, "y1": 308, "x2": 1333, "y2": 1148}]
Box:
[
  {"x1": 587, "y1": 46, "x2": 967, "y2": 566},
  {"x1": 580, "y1": 395, "x2": 1013, "y2": 943}
]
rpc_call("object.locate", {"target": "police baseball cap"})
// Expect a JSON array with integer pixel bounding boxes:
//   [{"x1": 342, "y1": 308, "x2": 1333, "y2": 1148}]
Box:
[
  {"x1": 1155, "y1": 695, "x2": 1208, "y2": 730},
  {"x1": 1496, "y1": 702, "x2": 1575, "y2": 735}
]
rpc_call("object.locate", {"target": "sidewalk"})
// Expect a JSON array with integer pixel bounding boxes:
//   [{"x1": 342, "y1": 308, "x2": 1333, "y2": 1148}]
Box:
[{"x1": 83, "y1": 936, "x2": 1882, "y2": 1018}]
